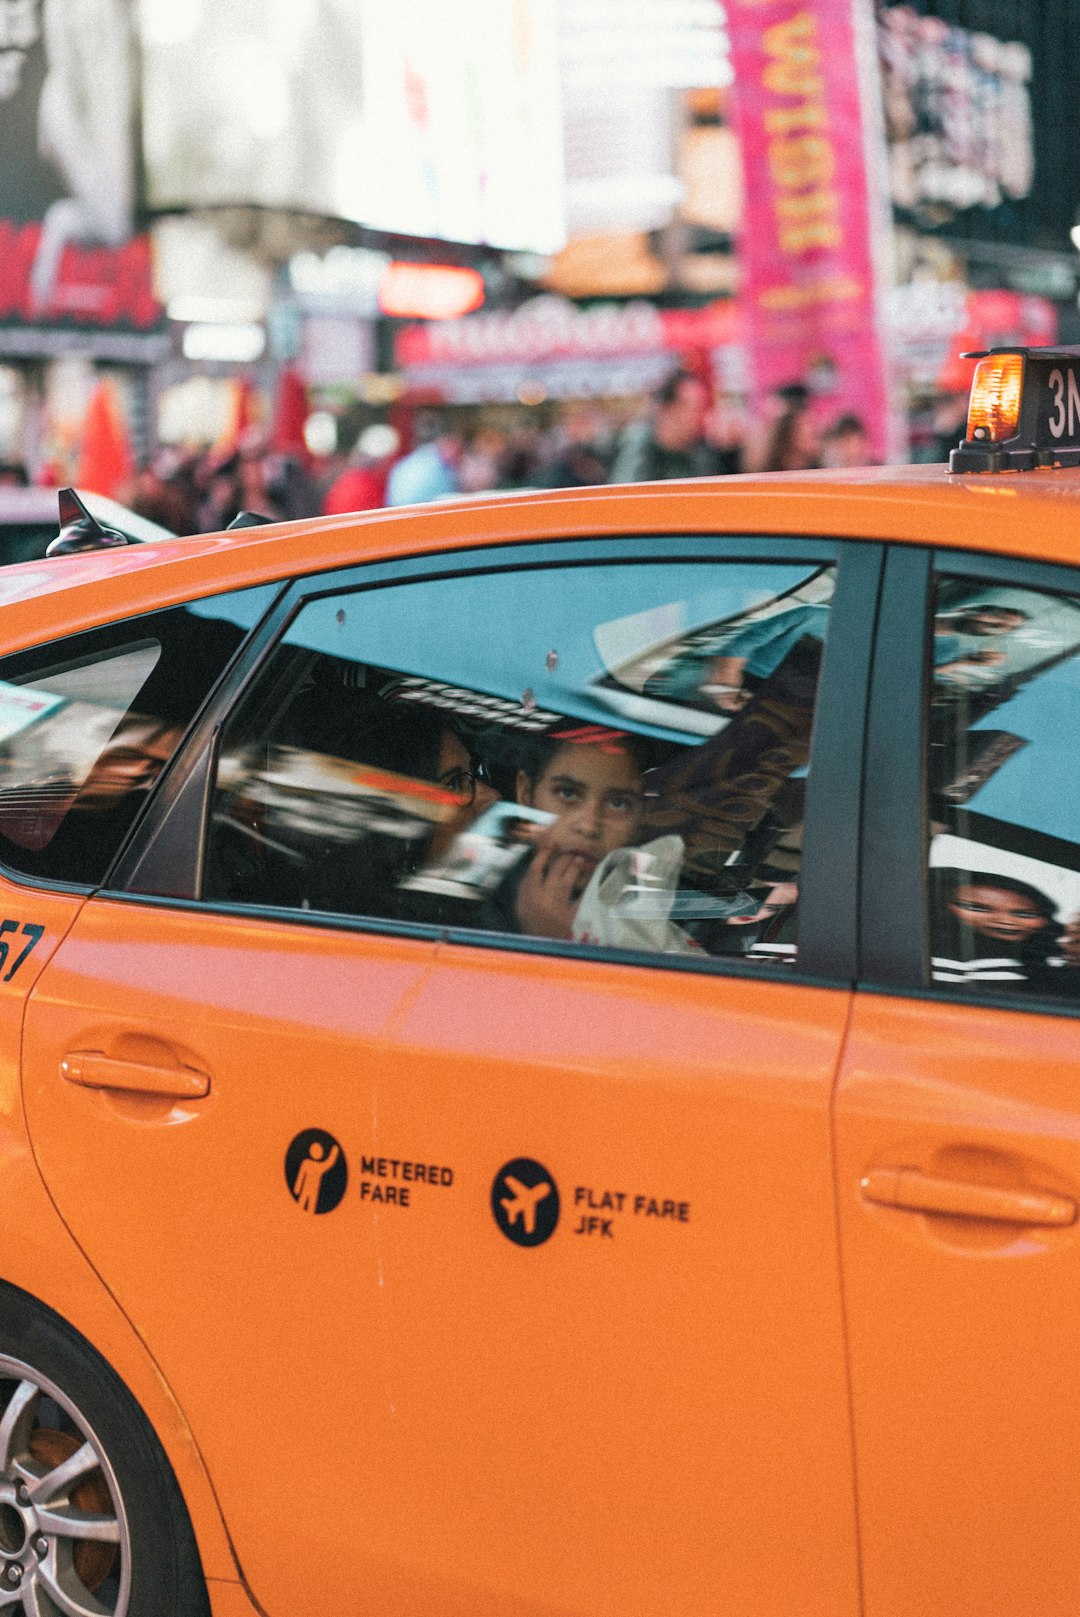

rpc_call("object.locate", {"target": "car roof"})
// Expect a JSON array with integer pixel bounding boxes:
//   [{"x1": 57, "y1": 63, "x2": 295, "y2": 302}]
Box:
[{"x1": 2, "y1": 461, "x2": 1080, "y2": 654}]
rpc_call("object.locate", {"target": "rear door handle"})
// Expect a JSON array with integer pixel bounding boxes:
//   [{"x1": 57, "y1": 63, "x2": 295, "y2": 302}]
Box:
[
  {"x1": 60, "y1": 1051, "x2": 210, "y2": 1100},
  {"x1": 861, "y1": 1166, "x2": 1076, "y2": 1227}
]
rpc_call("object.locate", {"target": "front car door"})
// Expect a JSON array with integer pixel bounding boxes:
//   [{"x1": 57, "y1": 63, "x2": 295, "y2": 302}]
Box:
[
  {"x1": 837, "y1": 542, "x2": 1080, "y2": 1616},
  {"x1": 22, "y1": 533, "x2": 878, "y2": 1616}
]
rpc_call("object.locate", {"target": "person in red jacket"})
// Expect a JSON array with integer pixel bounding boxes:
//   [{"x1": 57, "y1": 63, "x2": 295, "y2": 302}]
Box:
[{"x1": 322, "y1": 424, "x2": 400, "y2": 515}]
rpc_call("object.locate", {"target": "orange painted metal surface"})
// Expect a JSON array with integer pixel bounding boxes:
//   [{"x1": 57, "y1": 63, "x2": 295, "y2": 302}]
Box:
[
  {"x1": 0, "y1": 872, "x2": 238, "y2": 1584},
  {"x1": 0, "y1": 464, "x2": 1078, "y2": 659},
  {"x1": 206, "y1": 1580, "x2": 262, "y2": 1617},
  {"x1": 23, "y1": 900, "x2": 858, "y2": 1615},
  {"x1": 835, "y1": 990, "x2": 1080, "y2": 1617}
]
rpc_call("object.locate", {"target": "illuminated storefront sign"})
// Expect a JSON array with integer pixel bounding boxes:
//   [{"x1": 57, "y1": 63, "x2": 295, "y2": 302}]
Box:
[
  {"x1": 394, "y1": 295, "x2": 743, "y2": 403},
  {"x1": 378, "y1": 264, "x2": 485, "y2": 321}
]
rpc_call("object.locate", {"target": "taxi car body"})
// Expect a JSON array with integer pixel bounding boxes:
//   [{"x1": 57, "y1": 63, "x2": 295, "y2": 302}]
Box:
[{"x1": 3, "y1": 365, "x2": 1080, "y2": 1616}]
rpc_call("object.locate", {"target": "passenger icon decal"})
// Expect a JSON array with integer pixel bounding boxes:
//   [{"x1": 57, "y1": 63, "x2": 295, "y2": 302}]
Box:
[
  {"x1": 286, "y1": 1130, "x2": 348, "y2": 1215},
  {"x1": 492, "y1": 1158, "x2": 560, "y2": 1246}
]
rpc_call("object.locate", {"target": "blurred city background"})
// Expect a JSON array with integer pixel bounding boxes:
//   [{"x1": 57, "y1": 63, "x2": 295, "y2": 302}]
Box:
[{"x1": 1, "y1": 0, "x2": 1078, "y2": 531}]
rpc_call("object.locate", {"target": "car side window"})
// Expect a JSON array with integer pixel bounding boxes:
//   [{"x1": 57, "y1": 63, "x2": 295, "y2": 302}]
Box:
[
  {"x1": 927, "y1": 571, "x2": 1080, "y2": 999},
  {"x1": 204, "y1": 556, "x2": 837, "y2": 971},
  {"x1": 0, "y1": 584, "x2": 277, "y2": 886}
]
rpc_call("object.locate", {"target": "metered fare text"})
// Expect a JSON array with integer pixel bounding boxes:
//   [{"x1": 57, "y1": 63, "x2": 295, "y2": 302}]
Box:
[{"x1": 359, "y1": 1155, "x2": 454, "y2": 1207}]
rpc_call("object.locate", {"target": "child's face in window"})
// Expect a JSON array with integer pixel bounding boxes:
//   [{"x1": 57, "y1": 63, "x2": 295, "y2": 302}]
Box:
[
  {"x1": 948, "y1": 883, "x2": 1048, "y2": 943},
  {"x1": 519, "y1": 741, "x2": 643, "y2": 880}
]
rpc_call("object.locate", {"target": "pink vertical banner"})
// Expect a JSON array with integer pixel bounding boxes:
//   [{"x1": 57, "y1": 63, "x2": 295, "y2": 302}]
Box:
[{"x1": 727, "y1": 0, "x2": 893, "y2": 460}]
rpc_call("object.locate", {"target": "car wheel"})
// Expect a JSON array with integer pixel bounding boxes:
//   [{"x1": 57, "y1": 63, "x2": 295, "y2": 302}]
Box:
[{"x1": 0, "y1": 1283, "x2": 209, "y2": 1617}]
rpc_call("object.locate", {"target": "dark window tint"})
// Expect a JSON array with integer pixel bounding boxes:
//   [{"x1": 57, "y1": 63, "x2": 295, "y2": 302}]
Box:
[
  {"x1": 927, "y1": 574, "x2": 1080, "y2": 999},
  {"x1": 205, "y1": 559, "x2": 836, "y2": 970},
  {"x1": 0, "y1": 526, "x2": 58, "y2": 567},
  {"x1": 0, "y1": 584, "x2": 277, "y2": 885}
]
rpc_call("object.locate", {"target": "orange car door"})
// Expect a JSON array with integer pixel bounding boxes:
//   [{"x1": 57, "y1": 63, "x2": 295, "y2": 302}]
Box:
[
  {"x1": 22, "y1": 538, "x2": 880, "y2": 1617},
  {"x1": 836, "y1": 546, "x2": 1080, "y2": 1617},
  {"x1": 0, "y1": 874, "x2": 84, "y2": 1230},
  {"x1": 0, "y1": 581, "x2": 279, "y2": 1294}
]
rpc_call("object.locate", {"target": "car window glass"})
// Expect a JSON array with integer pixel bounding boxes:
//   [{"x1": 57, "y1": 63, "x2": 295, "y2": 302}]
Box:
[
  {"x1": 205, "y1": 557, "x2": 836, "y2": 970},
  {"x1": 0, "y1": 583, "x2": 277, "y2": 885},
  {"x1": 927, "y1": 573, "x2": 1080, "y2": 998},
  {"x1": 0, "y1": 526, "x2": 56, "y2": 567}
]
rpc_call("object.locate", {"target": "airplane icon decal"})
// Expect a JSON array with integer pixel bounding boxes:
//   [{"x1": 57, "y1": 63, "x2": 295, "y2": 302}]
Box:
[
  {"x1": 500, "y1": 1174, "x2": 552, "y2": 1235},
  {"x1": 491, "y1": 1158, "x2": 560, "y2": 1246}
]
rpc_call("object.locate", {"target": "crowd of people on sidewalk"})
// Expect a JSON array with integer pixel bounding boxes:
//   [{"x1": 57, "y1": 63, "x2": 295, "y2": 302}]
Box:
[{"x1": 1, "y1": 366, "x2": 901, "y2": 536}]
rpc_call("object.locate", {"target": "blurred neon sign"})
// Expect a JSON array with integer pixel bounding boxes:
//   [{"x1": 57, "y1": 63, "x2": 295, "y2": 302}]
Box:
[{"x1": 378, "y1": 264, "x2": 485, "y2": 321}]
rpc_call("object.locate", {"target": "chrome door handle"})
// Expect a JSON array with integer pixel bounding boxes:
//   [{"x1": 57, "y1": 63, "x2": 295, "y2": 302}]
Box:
[
  {"x1": 860, "y1": 1166, "x2": 1076, "y2": 1227},
  {"x1": 60, "y1": 1051, "x2": 210, "y2": 1100}
]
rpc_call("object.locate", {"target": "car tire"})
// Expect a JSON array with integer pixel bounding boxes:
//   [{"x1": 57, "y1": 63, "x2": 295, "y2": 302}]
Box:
[{"x1": 0, "y1": 1281, "x2": 210, "y2": 1617}]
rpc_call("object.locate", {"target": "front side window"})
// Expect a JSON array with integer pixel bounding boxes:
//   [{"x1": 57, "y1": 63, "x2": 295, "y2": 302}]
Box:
[
  {"x1": 205, "y1": 556, "x2": 836, "y2": 970},
  {"x1": 0, "y1": 584, "x2": 277, "y2": 885},
  {"x1": 927, "y1": 572, "x2": 1080, "y2": 1000}
]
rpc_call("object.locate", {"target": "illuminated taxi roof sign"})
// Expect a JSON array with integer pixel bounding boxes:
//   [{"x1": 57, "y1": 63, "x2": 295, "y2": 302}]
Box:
[{"x1": 951, "y1": 345, "x2": 1080, "y2": 473}]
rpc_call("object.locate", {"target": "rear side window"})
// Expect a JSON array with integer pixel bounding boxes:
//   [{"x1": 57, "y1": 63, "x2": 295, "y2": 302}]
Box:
[
  {"x1": 0, "y1": 584, "x2": 277, "y2": 885},
  {"x1": 204, "y1": 557, "x2": 836, "y2": 971},
  {"x1": 0, "y1": 525, "x2": 57, "y2": 567},
  {"x1": 926, "y1": 572, "x2": 1080, "y2": 1000}
]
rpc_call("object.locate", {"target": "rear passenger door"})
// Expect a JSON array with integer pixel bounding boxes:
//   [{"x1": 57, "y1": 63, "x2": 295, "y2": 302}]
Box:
[
  {"x1": 836, "y1": 545, "x2": 1080, "y2": 1617},
  {"x1": 23, "y1": 536, "x2": 878, "y2": 1617}
]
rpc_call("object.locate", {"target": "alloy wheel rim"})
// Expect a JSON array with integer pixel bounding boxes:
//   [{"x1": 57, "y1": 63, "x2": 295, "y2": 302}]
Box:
[{"x1": 0, "y1": 1355, "x2": 132, "y2": 1616}]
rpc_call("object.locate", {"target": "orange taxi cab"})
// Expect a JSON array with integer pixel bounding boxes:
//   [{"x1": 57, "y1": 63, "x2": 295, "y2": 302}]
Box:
[{"x1": 1, "y1": 348, "x2": 1079, "y2": 1617}]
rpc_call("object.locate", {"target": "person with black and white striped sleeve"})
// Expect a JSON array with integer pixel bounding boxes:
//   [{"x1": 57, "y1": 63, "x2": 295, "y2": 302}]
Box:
[{"x1": 930, "y1": 868, "x2": 1074, "y2": 995}]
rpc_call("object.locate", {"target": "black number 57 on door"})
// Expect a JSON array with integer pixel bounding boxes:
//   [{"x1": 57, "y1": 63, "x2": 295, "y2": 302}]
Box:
[{"x1": 0, "y1": 921, "x2": 44, "y2": 982}]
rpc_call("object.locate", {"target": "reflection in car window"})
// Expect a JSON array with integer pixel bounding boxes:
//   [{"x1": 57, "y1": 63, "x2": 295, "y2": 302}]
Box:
[
  {"x1": 204, "y1": 559, "x2": 836, "y2": 970},
  {"x1": 927, "y1": 574, "x2": 1080, "y2": 997},
  {"x1": 0, "y1": 584, "x2": 277, "y2": 885}
]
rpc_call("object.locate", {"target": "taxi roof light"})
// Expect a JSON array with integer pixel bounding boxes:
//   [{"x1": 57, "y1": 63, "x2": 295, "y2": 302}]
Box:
[
  {"x1": 966, "y1": 354, "x2": 1023, "y2": 445},
  {"x1": 950, "y1": 343, "x2": 1080, "y2": 474}
]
